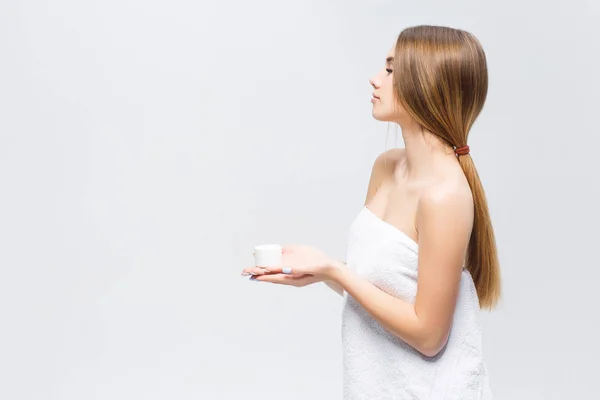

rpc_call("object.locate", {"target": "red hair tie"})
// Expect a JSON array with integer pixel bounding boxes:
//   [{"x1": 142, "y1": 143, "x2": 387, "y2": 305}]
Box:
[{"x1": 455, "y1": 145, "x2": 470, "y2": 156}]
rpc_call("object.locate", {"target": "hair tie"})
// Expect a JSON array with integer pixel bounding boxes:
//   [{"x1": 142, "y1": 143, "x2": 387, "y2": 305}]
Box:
[{"x1": 455, "y1": 145, "x2": 470, "y2": 156}]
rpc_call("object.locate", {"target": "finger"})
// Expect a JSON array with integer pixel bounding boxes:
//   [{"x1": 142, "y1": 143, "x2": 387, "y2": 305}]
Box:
[
  {"x1": 251, "y1": 273, "x2": 314, "y2": 285},
  {"x1": 256, "y1": 266, "x2": 283, "y2": 274},
  {"x1": 250, "y1": 274, "x2": 292, "y2": 284},
  {"x1": 241, "y1": 266, "x2": 270, "y2": 276},
  {"x1": 262, "y1": 266, "x2": 297, "y2": 275}
]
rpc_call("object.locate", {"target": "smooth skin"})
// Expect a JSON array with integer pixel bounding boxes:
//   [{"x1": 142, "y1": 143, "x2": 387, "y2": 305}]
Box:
[{"x1": 241, "y1": 47, "x2": 474, "y2": 358}]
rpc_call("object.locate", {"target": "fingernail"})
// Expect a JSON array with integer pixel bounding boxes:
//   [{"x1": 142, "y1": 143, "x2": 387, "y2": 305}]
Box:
[
  {"x1": 241, "y1": 272, "x2": 250, "y2": 276},
  {"x1": 249, "y1": 276, "x2": 258, "y2": 281},
  {"x1": 282, "y1": 267, "x2": 292, "y2": 274}
]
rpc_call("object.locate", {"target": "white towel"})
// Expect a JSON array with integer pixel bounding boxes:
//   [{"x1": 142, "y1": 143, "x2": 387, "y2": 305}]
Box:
[{"x1": 341, "y1": 207, "x2": 493, "y2": 399}]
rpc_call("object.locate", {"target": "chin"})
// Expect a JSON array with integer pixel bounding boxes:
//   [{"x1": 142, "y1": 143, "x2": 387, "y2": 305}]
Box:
[{"x1": 371, "y1": 110, "x2": 392, "y2": 122}]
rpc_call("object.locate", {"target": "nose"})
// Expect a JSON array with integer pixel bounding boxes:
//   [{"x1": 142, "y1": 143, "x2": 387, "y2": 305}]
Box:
[{"x1": 369, "y1": 78, "x2": 379, "y2": 90}]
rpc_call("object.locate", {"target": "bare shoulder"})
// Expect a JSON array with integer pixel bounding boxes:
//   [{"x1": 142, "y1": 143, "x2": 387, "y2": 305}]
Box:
[
  {"x1": 365, "y1": 148, "x2": 406, "y2": 205},
  {"x1": 373, "y1": 148, "x2": 406, "y2": 172},
  {"x1": 421, "y1": 178, "x2": 472, "y2": 204},
  {"x1": 417, "y1": 176, "x2": 474, "y2": 236}
]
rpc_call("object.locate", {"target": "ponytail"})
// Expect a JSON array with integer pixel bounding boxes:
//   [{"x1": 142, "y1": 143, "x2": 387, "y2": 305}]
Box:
[{"x1": 458, "y1": 154, "x2": 501, "y2": 309}]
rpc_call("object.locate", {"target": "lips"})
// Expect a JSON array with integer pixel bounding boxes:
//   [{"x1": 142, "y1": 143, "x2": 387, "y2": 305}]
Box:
[{"x1": 372, "y1": 93, "x2": 380, "y2": 99}]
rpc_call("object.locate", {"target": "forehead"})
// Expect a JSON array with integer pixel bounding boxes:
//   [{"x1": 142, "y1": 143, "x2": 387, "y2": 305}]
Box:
[{"x1": 386, "y1": 46, "x2": 395, "y2": 58}]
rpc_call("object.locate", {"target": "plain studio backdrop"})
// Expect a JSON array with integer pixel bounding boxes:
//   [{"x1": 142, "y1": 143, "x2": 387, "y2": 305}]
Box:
[{"x1": 1, "y1": 0, "x2": 599, "y2": 399}]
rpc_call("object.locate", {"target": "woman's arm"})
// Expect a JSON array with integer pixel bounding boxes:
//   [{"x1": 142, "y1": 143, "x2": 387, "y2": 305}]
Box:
[
  {"x1": 330, "y1": 188, "x2": 473, "y2": 357},
  {"x1": 324, "y1": 279, "x2": 344, "y2": 296}
]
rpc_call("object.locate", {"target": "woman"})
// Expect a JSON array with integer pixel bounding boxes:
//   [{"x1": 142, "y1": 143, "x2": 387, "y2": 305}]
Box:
[{"x1": 241, "y1": 25, "x2": 500, "y2": 399}]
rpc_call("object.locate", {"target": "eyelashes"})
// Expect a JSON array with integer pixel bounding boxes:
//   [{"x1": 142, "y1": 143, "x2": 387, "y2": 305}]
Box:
[{"x1": 386, "y1": 68, "x2": 393, "y2": 74}]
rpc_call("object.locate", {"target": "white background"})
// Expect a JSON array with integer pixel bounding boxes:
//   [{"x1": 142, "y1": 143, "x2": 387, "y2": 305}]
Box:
[{"x1": 1, "y1": 0, "x2": 599, "y2": 399}]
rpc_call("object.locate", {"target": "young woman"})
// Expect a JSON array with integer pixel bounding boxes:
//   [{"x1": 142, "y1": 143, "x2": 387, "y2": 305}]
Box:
[{"x1": 241, "y1": 25, "x2": 500, "y2": 399}]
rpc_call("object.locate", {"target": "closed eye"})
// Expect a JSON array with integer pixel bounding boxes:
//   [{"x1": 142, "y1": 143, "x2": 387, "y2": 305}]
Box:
[{"x1": 386, "y1": 68, "x2": 393, "y2": 74}]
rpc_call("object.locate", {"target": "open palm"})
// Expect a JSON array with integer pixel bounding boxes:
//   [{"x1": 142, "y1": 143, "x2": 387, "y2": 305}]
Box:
[{"x1": 241, "y1": 244, "x2": 335, "y2": 287}]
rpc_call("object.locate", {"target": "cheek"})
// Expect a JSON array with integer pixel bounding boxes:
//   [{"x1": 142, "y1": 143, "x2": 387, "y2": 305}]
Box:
[
  {"x1": 383, "y1": 88, "x2": 397, "y2": 110},
  {"x1": 382, "y1": 76, "x2": 395, "y2": 101}
]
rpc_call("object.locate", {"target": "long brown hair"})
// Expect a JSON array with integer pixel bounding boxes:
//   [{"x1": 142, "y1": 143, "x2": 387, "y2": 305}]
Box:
[{"x1": 393, "y1": 25, "x2": 501, "y2": 309}]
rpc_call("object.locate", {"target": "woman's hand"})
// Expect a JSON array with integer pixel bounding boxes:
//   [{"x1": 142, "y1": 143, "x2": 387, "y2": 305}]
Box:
[{"x1": 241, "y1": 244, "x2": 342, "y2": 287}]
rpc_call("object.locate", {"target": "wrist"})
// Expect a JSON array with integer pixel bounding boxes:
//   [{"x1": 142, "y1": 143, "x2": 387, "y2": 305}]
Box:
[{"x1": 327, "y1": 260, "x2": 347, "y2": 284}]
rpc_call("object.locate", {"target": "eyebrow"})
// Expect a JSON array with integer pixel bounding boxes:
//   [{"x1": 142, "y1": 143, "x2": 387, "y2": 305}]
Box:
[{"x1": 386, "y1": 57, "x2": 394, "y2": 63}]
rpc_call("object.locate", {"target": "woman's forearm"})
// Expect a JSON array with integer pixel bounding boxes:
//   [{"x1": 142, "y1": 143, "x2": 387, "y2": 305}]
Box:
[{"x1": 324, "y1": 259, "x2": 345, "y2": 295}]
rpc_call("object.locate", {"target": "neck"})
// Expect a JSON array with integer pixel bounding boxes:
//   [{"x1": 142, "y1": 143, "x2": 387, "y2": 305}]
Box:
[{"x1": 399, "y1": 124, "x2": 457, "y2": 180}]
